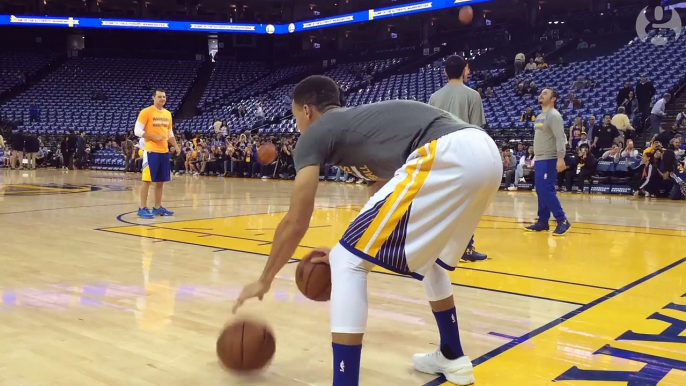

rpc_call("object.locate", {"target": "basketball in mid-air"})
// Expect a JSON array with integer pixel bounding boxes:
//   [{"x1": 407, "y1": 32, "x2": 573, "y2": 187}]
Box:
[
  {"x1": 257, "y1": 143, "x2": 278, "y2": 165},
  {"x1": 295, "y1": 250, "x2": 332, "y2": 301},
  {"x1": 459, "y1": 6, "x2": 474, "y2": 25},
  {"x1": 216, "y1": 319, "x2": 276, "y2": 372}
]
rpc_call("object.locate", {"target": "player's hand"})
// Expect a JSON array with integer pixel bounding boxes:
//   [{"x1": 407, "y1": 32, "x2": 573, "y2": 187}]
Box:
[
  {"x1": 557, "y1": 159, "x2": 566, "y2": 172},
  {"x1": 232, "y1": 280, "x2": 271, "y2": 314},
  {"x1": 150, "y1": 134, "x2": 164, "y2": 142},
  {"x1": 309, "y1": 247, "x2": 332, "y2": 265}
]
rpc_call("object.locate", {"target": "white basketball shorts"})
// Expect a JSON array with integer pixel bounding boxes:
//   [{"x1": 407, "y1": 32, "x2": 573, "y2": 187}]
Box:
[{"x1": 339, "y1": 128, "x2": 503, "y2": 280}]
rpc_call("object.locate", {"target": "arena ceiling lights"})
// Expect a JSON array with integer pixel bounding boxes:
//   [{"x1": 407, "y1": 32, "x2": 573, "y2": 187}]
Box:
[{"x1": 0, "y1": 0, "x2": 492, "y2": 34}]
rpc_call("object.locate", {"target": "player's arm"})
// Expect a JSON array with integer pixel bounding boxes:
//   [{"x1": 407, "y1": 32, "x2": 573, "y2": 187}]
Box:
[
  {"x1": 550, "y1": 113, "x2": 567, "y2": 171},
  {"x1": 233, "y1": 165, "x2": 320, "y2": 312},
  {"x1": 167, "y1": 119, "x2": 178, "y2": 151}
]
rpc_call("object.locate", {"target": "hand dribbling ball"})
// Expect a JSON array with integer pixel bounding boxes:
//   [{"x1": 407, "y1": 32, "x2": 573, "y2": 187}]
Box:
[{"x1": 216, "y1": 319, "x2": 276, "y2": 372}]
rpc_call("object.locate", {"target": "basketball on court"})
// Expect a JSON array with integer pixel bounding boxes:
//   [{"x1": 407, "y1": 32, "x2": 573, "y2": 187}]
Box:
[
  {"x1": 295, "y1": 250, "x2": 331, "y2": 301},
  {"x1": 459, "y1": 6, "x2": 473, "y2": 24},
  {"x1": 216, "y1": 319, "x2": 276, "y2": 372},
  {"x1": 257, "y1": 143, "x2": 278, "y2": 165}
]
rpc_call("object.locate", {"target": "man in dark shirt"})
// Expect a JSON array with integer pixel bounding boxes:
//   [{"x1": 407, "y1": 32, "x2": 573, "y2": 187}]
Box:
[
  {"x1": 655, "y1": 124, "x2": 678, "y2": 147},
  {"x1": 592, "y1": 114, "x2": 620, "y2": 158},
  {"x1": 616, "y1": 82, "x2": 634, "y2": 107},
  {"x1": 76, "y1": 131, "x2": 87, "y2": 169},
  {"x1": 636, "y1": 75, "x2": 656, "y2": 125},
  {"x1": 10, "y1": 130, "x2": 25, "y2": 170},
  {"x1": 66, "y1": 130, "x2": 78, "y2": 170}
]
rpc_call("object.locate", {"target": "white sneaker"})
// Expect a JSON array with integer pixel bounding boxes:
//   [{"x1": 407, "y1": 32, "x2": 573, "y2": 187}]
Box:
[
  {"x1": 413, "y1": 350, "x2": 474, "y2": 385},
  {"x1": 507, "y1": 186, "x2": 518, "y2": 191}
]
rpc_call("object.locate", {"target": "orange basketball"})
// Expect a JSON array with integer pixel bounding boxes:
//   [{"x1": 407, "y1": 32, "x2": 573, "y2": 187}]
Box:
[
  {"x1": 459, "y1": 6, "x2": 474, "y2": 25},
  {"x1": 257, "y1": 143, "x2": 277, "y2": 165},
  {"x1": 216, "y1": 319, "x2": 276, "y2": 373},
  {"x1": 295, "y1": 250, "x2": 331, "y2": 302}
]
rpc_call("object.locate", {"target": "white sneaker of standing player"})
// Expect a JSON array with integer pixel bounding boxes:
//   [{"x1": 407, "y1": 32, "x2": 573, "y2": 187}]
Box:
[{"x1": 413, "y1": 350, "x2": 474, "y2": 385}]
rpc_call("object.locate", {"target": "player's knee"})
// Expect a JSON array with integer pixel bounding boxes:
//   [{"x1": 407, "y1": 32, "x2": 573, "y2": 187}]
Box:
[{"x1": 422, "y1": 264, "x2": 454, "y2": 302}]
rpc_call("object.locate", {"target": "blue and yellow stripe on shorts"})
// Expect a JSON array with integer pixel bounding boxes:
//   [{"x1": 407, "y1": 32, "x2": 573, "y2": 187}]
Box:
[
  {"x1": 141, "y1": 151, "x2": 151, "y2": 182},
  {"x1": 339, "y1": 140, "x2": 437, "y2": 279}
]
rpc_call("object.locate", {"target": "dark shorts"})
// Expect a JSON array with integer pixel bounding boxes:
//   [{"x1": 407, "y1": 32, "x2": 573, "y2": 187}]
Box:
[{"x1": 142, "y1": 152, "x2": 171, "y2": 182}]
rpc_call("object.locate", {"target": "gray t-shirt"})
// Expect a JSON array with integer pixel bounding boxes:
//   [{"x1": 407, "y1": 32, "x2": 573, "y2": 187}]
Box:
[
  {"x1": 428, "y1": 83, "x2": 485, "y2": 127},
  {"x1": 534, "y1": 108, "x2": 567, "y2": 161},
  {"x1": 293, "y1": 100, "x2": 475, "y2": 181}
]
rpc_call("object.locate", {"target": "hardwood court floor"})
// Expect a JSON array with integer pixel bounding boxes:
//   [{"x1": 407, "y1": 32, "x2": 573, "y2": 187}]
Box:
[{"x1": 1, "y1": 169, "x2": 686, "y2": 386}]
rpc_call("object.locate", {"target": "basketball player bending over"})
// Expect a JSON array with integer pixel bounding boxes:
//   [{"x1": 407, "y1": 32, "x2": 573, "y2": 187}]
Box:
[
  {"x1": 135, "y1": 88, "x2": 178, "y2": 219},
  {"x1": 233, "y1": 76, "x2": 503, "y2": 385}
]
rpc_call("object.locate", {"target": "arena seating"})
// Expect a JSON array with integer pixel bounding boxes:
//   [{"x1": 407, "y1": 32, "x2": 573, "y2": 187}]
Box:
[
  {"x1": 345, "y1": 59, "x2": 503, "y2": 106},
  {"x1": 91, "y1": 148, "x2": 126, "y2": 171},
  {"x1": 484, "y1": 30, "x2": 685, "y2": 144},
  {"x1": 323, "y1": 58, "x2": 409, "y2": 90},
  {"x1": 2, "y1": 57, "x2": 200, "y2": 136},
  {"x1": 227, "y1": 65, "x2": 316, "y2": 102},
  {"x1": 0, "y1": 52, "x2": 60, "y2": 95},
  {"x1": 198, "y1": 61, "x2": 269, "y2": 110},
  {"x1": 177, "y1": 82, "x2": 295, "y2": 135}
]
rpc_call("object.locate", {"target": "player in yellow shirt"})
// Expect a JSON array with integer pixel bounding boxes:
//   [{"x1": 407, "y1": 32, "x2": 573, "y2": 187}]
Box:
[{"x1": 134, "y1": 88, "x2": 178, "y2": 219}]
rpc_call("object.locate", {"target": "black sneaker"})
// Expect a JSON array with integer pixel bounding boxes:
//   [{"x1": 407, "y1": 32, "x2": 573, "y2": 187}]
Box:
[{"x1": 525, "y1": 222, "x2": 549, "y2": 232}]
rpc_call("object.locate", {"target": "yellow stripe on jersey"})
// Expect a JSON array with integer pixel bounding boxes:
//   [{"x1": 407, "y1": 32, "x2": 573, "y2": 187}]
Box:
[{"x1": 354, "y1": 140, "x2": 436, "y2": 256}]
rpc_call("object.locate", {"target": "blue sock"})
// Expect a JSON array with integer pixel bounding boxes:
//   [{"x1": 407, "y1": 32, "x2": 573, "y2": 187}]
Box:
[
  {"x1": 433, "y1": 307, "x2": 465, "y2": 360},
  {"x1": 332, "y1": 343, "x2": 362, "y2": 386}
]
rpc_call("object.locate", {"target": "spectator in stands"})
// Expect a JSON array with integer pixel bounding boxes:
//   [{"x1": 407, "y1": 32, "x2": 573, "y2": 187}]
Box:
[
  {"x1": 654, "y1": 122, "x2": 679, "y2": 148},
  {"x1": 622, "y1": 139, "x2": 640, "y2": 159},
  {"x1": 675, "y1": 106, "x2": 686, "y2": 130},
  {"x1": 571, "y1": 76, "x2": 586, "y2": 90},
  {"x1": 514, "y1": 143, "x2": 526, "y2": 159},
  {"x1": 501, "y1": 145, "x2": 517, "y2": 190},
  {"x1": 484, "y1": 87, "x2": 495, "y2": 98},
  {"x1": 508, "y1": 146, "x2": 535, "y2": 191},
  {"x1": 616, "y1": 82, "x2": 634, "y2": 107},
  {"x1": 601, "y1": 144, "x2": 622, "y2": 163},
  {"x1": 536, "y1": 60, "x2": 549, "y2": 70},
  {"x1": 525, "y1": 58, "x2": 537, "y2": 72},
  {"x1": 534, "y1": 53, "x2": 544, "y2": 64},
  {"x1": 10, "y1": 130, "x2": 24, "y2": 170},
  {"x1": 572, "y1": 144, "x2": 596, "y2": 193},
  {"x1": 612, "y1": 106, "x2": 635, "y2": 145},
  {"x1": 569, "y1": 117, "x2": 585, "y2": 149},
  {"x1": 587, "y1": 115, "x2": 599, "y2": 141},
  {"x1": 578, "y1": 132, "x2": 590, "y2": 148},
  {"x1": 122, "y1": 137, "x2": 134, "y2": 172},
  {"x1": 592, "y1": 114, "x2": 620, "y2": 158},
  {"x1": 633, "y1": 151, "x2": 662, "y2": 198},
  {"x1": 650, "y1": 93, "x2": 671, "y2": 134},
  {"x1": 557, "y1": 57, "x2": 565, "y2": 67},
  {"x1": 0, "y1": 132, "x2": 4, "y2": 149},
  {"x1": 636, "y1": 75, "x2": 656, "y2": 124},
  {"x1": 29, "y1": 102, "x2": 40, "y2": 122},
  {"x1": 185, "y1": 147, "x2": 198, "y2": 175},
  {"x1": 562, "y1": 93, "x2": 583, "y2": 110},
  {"x1": 477, "y1": 88, "x2": 485, "y2": 98},
  {"x1": 520, "y1": 106, "x2": 536, "y2": 122},
  {"x1": 619, "y1": 90, "x2": 638, "y2": 121},
  {"x1": 662, "y1": 138, "x2": 685, "y2": 199},
  {"x1": 215, "y1": 146, "x2": 227, "y2": 176},
  {"x1": 171, "y1": 147, "x2": 185, "y2": 175},
  {"x1": 523, "y1": 80, "x2": 537, "y2": 95},
  {"x1": 514, "y1": 52, "x2": 525, "y2": 74}
]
